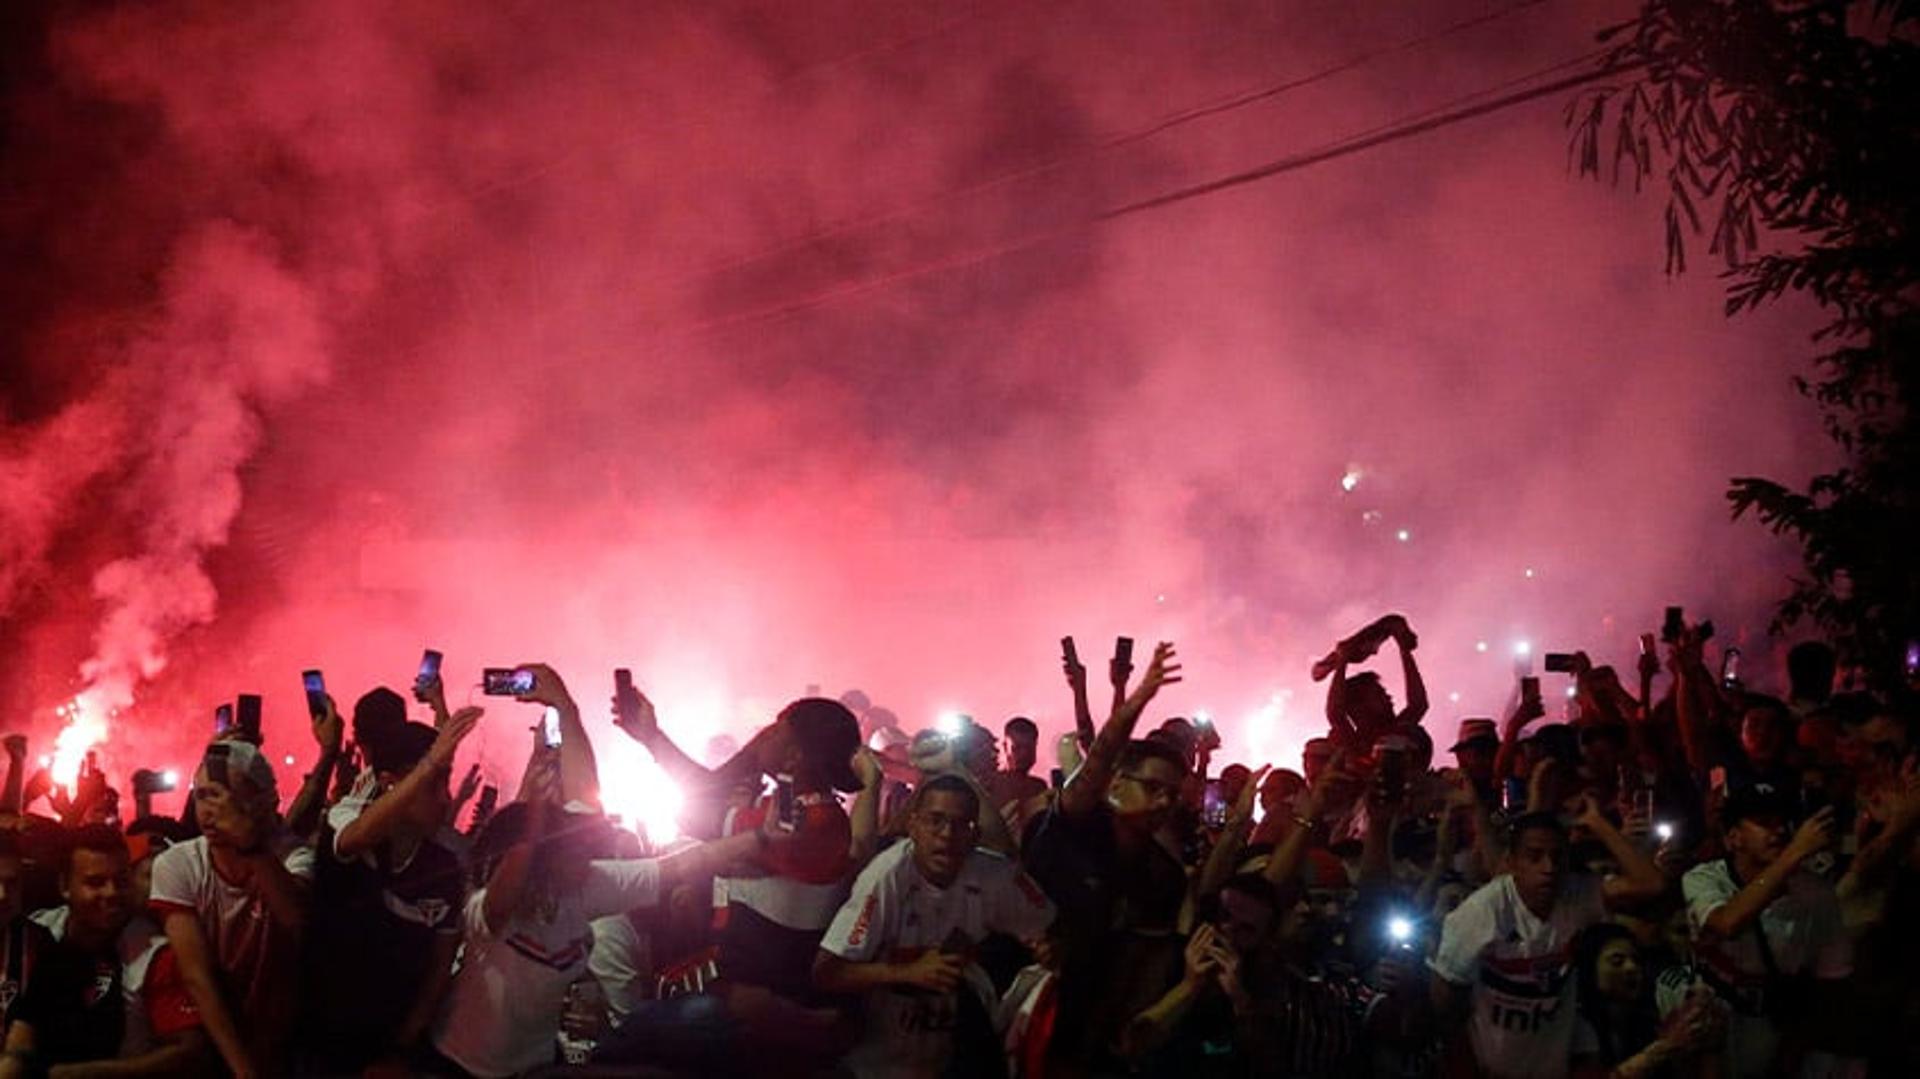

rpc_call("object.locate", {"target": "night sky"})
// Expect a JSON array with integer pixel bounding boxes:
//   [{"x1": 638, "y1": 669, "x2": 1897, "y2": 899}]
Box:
[{"x1": 0, "y1": 0, "x2": 1827, "y2": 828}]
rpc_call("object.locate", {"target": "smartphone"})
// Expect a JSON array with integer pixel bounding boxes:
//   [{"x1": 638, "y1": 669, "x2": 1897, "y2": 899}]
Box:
[
  {"x1": 1060, "y1": 636, "x2": 1079, "y2": 667},
  {"x1": 1543, "y1": 652, "x2": 1577, "y2": 674},
  {"x1": 1719, "y1": 647, "x2": 1742, "y2": 689},
  {"x1": 1904, "y1": 640, "x2": 1918, "y2": 677},
  {"x1": 773, "y1": 774, "x2": 797, "y2": 833},
  {"x1": 214, "y1": 702, "x2": 234, "y2": 735},
  {"x1": 1661, "y1": 606, "x2": 1685, "y2": 643},
  {"x1": 301, "y1": 670, "x2": 327, "y2": 717},
  {"x1": 541, "y1": 707, "x2": 564, "y2": 749},
  {"x1": 1114, "y1": 636, "x2": 1134, "y2": 666},
  {"x1": 1386, "y1": 913, "x2": 1417, "y2": 951},
  {"x1": 1708, "y1": 766, "x2": 1728, "y2": 796},
  {"x1": 1049, "y1": 767, "x2": 1066, "y2": 791},
  {"x1": 482, "y1": 668, "x2": 535, "y2": 696},
  {"x1": 1639, "y1": 633, "x2": 1658, "y2": 658},
  {"x1": 1519, "y1": 676, "x2": 1542, "y2": 711},
  {"x1": 1201, "y1": 780, "x2": 1228, "y2": 828},
  {"x1": 235, "y1": 694, "x2": 263, "y2": 742},
  {"x1": 414, "y1": 650, "x2": 443, "y2": 699}
]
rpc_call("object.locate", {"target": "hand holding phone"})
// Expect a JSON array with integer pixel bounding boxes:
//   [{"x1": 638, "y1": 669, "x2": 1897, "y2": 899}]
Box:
[
  {"x1": 302, "y1": 670, "x2": 327, "y2": 718},
  {"x1": 413, "y1": 649, "x2": 444, "y2": 704},
  {"x1": 482, "y1": 668, "x2": 536, "y2": 696}
]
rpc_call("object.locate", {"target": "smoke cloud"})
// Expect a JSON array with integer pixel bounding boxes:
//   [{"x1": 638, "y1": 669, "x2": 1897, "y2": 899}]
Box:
[{"x1": 1, "y1": 0, "x2": 1826, "y2": 813}]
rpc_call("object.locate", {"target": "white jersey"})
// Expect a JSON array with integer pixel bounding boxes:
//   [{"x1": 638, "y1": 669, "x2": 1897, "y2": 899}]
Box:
[
  {"x1": 146, "y1": 832, "x2": 312, "y2": 1027},
  {"x1": 819, "y1": 840, "x2": 1055, "y2": 1079},
  {"x1": 1680, "y1": 859, "x2": 1854, "y2": 1079},
  {"x1": 431, "y1": 859, "x2": 660, "y2": 1078},
  {"x1": 1429, "y1": 873, "x2": 1605, "y2": 1079}
]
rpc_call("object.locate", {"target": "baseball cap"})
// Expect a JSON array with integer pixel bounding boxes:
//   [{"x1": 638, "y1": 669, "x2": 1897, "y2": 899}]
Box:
[
  {"x1": 1722, "y1": 782, "x2": 1795, "y2": 827},
  {"x1": 195, "y1": 739, "x2": 279, "y2": 805},
  {"x1": 780, "y1": 698, "x2": 862, "y2": 793},
  {"x1": 1450, "y1": 718, "x2": 1499, "y2": 751}
]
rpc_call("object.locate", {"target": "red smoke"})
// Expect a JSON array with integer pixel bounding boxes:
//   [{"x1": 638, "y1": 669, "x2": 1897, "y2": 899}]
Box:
[{"x1": 0, "y1": 0, "x2": 1826, "y2": 813}]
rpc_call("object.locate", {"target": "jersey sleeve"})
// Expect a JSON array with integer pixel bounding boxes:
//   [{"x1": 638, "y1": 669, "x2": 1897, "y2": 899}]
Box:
[
  {"x1": 819, "y1": 857, "x2": 894, "y2": 963},
  {"x1": 146, "y1": 844, "x2": 201, "y2": 918},
  {"x1": 580, "y1": 859, "x2": 663, "y2": 920},
  {"x1": 142, "y1": 945, "x2": 203, "y2": 1039},
  {"x1": 1427, "y1": 884, "x2": 1497, "y2": 986},
  {"x1": 1682, "y1": 862, "x2": 1736, "y2": 935},
  {"x1": 987, "y1": 862, "x2": 1056, "y2": 942}
]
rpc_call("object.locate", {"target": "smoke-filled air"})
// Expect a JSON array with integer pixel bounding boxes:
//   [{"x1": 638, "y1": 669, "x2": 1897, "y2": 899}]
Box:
[{"x1": 1, "y1": 0, "x2": 1825, "y2": 828}]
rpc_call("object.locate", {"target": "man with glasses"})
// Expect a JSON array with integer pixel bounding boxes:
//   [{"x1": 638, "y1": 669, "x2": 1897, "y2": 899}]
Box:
[
  {"x1": 1022, "y1": 642, "x2": 1188, "y2": 1075},
  {"x1": 815, "y1": 775, "x2": 1054, "y2": 1078}
]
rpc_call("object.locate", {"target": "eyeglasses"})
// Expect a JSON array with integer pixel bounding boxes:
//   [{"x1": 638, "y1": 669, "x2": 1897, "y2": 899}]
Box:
[{"x1": 914, "y1": 812, "x2": 979, "y2": 837}]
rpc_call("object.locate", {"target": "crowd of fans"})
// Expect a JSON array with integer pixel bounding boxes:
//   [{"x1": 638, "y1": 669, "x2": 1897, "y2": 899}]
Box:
[{"x1": 1, "y1": 612, "x2": 1916, "y2": 1077}]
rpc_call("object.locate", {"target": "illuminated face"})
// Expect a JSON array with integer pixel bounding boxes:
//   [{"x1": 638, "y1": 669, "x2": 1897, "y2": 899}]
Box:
[
  {"x1": 63, "y1": 848, "x2": 130, "y2": 939},
  {"x1": 1740, "y1": 708, "x2": 1789, "y2": 764},
  {"x1": 1593, "y1": 936, "x2": 1643, "y2": 1003},
  {"x1": 1216, "y1": 887, "x2": 1275, "y2": 955},
  {"x1": 908, "y1": 790, "x2": 979, "y2": 887},
  {"x1": 1106, "y1": 756, "x2": 1184, "y2": 827},
  {"x1": 1508, "y1": 826, "x2": 1568, "y2": 914}
]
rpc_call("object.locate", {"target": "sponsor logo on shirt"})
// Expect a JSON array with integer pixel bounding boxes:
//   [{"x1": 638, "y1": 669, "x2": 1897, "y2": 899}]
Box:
[{"x1": 846, "y1": 892, "x2": 880, "y2": 949}]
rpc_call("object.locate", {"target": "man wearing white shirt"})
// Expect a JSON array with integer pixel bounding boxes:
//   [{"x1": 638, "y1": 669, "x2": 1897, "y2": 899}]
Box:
[
  {"x1": 1428, "y1": 801, "x2": 1666, "y2": 1079},
  {"x1": 815, "y1": 774, "x2": 1056, "y2": 1079}
]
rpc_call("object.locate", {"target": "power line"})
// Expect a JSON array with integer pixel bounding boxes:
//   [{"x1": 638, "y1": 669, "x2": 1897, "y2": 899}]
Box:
[
  {"x1": 680, "y1": 51, "x2": 1639, "y2": 337},
  {"x1": 695, "y1": 0, "x2": 1563, "y2": 279}
]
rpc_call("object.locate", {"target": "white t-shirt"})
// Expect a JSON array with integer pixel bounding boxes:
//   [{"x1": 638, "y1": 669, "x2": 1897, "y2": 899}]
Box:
[
  {"x1": 819, "y1": 841, "x2": 1055, "y2": 1079},
  {"x1": 146, "y1": 833, "x2": 313, "y2": 1027},
  {"x1": 1429, "y1": 873, "x2": 1605, "y2": 1079},
  {"x1": 1679, "y1": 859, "x2": 1853, "y2": 1079},
  {"x1": 431, "y1": 859, "x2": 661, "y2": 1078}
]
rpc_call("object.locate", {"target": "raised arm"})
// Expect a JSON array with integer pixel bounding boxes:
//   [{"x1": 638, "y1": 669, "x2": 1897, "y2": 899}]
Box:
[
  {"x1": 846, "y1": 749, "x2": 886, "y2": 867},
  {"x1": 284, "y1": 695, "x2": 345, "y2": 839},
  {"x1": 515, "y1": 663, "x2": 600, "y2": 810},
  {"x1": 482, "y1": 762, "x2": 556, "y2": 934},
  {"x1": 1060, "y1": 642, "x2": 1181, "y2": 819},
  {"x1": 160, "y1": 910, "x2": 256, "y2": 1079},
  {"x1": 336, "y1": 707, "x2": 481, "y2": 861},
  {"x1": 1389, "y1": 616, "x2": 1429, "y2": 727},
  {"x1": 1699, "y1": 808, "x2": 1833, "y2": 942},
  {"x1": 1576, "y1": 796, "x2": 1667, "y2": 908},
  {"x1": 1064, "y1": 646, "x2": 1095, "y2": 747},
  {"x1": 2, "y1": 735, "x2": 24, "y2": 814},
  {"x1": 1263, "y1": 755, "x2": 1346, "y2": 892},
  {"x1": 1324, "y1": 661, "x2": 1360, "y2": 746},
  {"x1": 1197, "y1": 766, "x2": 1269, "y2": 900}
]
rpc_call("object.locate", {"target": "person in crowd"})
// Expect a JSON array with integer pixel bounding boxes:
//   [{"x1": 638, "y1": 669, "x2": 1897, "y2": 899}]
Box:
[
  {"x1": 1, "y1": 825, "x2": 208, "y2": 1076},
  {"x1": 814, "y1": 774, "x2": 1056, "y2": 1077},
  {"x1": 299, "y1": 703, "x2": 481, "y2": 1074},
  {"x1": 1568, "y1": 922, "x2": 1723, "y2": 1079},
  {"x1": 1022, "y1": 641, "x2": 1186, "y2": 1076},
  {"x1": 0, "y1": 829, "x2": 50, "y2": 1046},
  {"x1": 987, "y1": 717, "x2": 1049, "y2": 820},
  {"x1": 1450, "y1": 718, "x2": 1502, "y2": 806},
  {"x1": 147, "y1": 739, "x2": 309, "y2": 1079},
  {"x1": 610, "y1": 684, "x2": 878, "y2": 1060},
  {"x1": 430, "y1": 753, "x2": 786, "y2": 1077},
  {"x1": 1428, "y1": 800, "x2": 1667, "y2": 1079},
  {"x1": 1678, "y1": 781, "x2": 1855, "y2": 1077},
  {"x1": 1318, "y1": 613, "x2": 1430, "y2": 752}
]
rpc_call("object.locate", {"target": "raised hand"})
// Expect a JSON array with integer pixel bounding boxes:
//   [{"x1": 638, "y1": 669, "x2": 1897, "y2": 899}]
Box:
[
  {"x1": 455, "y1": 763, "x2": 483, "y2": 804},
  {"x1": 1182, "y1": 924, "x2": 1222, "y2": 986},
  {"x1": 611, "y1": 683, "x2": 658, "y2": 741},
  {"x1": 518, "y1": 753, "x2": 562, "y2": 807},
  {"x1": 1229, "y1": 765, "x2": 1272, "y2": 825},
  {"x1": 312, "y1": 695, "x2": 345, "y2": 755},
  {"x1": 3, "y1": 734, "x2": 25, "y2": 761},
  {"x1": 428, "y1": 707, "x2": 484, "y2": 770},
  {"x1": 851, "y1": 747, "x2": 884, "y2": 791},
  {"x1": 513, "y1": 663, "x2": 576, "y2": 711},
  {"x1": 1784, "y1": 805, "x2": 1836, "y2": 862},
  {"x1": 1135, "y1": 642, "x2": 1183, "y2": 698}
]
